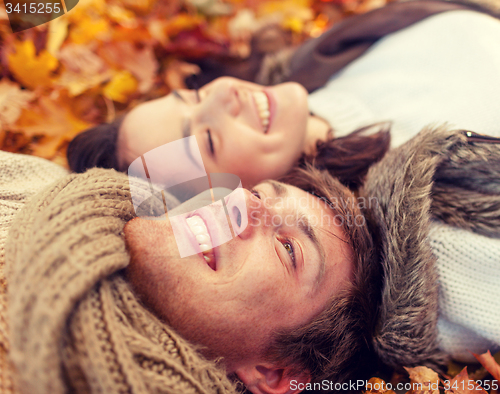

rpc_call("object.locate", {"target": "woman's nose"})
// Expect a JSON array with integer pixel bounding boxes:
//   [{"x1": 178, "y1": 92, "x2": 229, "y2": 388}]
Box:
[{"x1": 202, "y1": 78, "x2": 241, "y2": 117}]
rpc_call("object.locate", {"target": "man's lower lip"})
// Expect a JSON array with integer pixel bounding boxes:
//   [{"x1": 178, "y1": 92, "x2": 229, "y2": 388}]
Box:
[{"x1": 199, "y1": 250, "x2": 216, "y2": 270}]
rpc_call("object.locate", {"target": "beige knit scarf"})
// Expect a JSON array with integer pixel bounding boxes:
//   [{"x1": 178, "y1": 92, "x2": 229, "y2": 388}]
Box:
[{"x1": 6, "y1": 168, "x2": 238, "y2": 394}]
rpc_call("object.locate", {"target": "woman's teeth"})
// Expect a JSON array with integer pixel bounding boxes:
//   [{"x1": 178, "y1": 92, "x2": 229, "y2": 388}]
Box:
[
  {"x1": 186, "y1": 215, "x2": 215, "y2": 269},
  {"x1": 252, "y1": 91, "x2": 270, "y2": 133}
]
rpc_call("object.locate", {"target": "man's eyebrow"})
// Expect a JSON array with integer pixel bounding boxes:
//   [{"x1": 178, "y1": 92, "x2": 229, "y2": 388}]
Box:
[
  {"x1": 265, "y1": 180, "x2": 326, "y2": 289},
  {"x1": 172, "y1": 89, "x2": 186, "y2": 103}
]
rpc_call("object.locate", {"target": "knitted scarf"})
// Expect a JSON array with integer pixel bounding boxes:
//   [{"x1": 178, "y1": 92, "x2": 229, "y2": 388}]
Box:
[{"x1": 6, "y1": 168, "x2": 238, "y2": 394}]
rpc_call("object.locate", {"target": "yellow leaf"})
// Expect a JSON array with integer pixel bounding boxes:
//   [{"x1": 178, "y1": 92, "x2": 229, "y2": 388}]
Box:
[
  {"x1": 8, "y1": 40, "x2": 58, "y2": 90},
  {"x1": 165, "y1": 13, "x2": 205, "y2": 37},
  {"x1": 258, "y1": 0, "x2": 312, "y2": 15},
  {"x1": 102, "y1": 71, "x2": 138, "y2": 103},
  {"x1": 69, "y1": 17, "x2": 109, "y2": 45},
  {"x1": 283, "y1": 16, "x2": 304, "y2": 33},
  {"x1": 47, "y1": 16, "x2": 69, "y2": 55}
]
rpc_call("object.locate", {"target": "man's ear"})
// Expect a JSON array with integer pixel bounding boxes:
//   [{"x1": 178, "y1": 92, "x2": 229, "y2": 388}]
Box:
[{"x1": 235, "y1": 363, "x2": 310, "y2": 394}]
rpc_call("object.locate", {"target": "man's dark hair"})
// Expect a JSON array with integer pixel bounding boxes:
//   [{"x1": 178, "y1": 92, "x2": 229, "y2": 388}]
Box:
[
  {"x1": 67, "y1": 117, "x2": 123, "y2": 173},
  {"x1": 269, "y1": 165, "x2": 382, "y2": 392}
]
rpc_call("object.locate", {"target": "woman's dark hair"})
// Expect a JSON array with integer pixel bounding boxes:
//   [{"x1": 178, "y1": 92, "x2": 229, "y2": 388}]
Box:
[
  {"x1": 67, "y1": 117, "x2": 124, "y2": 173},
  {"x1": 300, "y1": 122, "x2": 391, "y2": 190}
]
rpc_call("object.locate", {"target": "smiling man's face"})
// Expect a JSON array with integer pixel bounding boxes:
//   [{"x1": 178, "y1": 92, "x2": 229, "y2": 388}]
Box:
[{"x1": 124, "y1": 180, "x2": 354, "y2": 371}]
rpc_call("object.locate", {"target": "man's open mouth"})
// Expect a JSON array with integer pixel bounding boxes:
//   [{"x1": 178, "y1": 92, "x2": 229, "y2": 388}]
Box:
[{"x1": 186, "y1": 215, "x2": 216, "y2": 270}]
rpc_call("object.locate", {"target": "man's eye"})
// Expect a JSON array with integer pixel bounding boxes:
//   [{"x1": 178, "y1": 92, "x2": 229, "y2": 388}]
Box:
[
  {"x1": 281, "y1": 239, "x2": 296, "y2": 268},
  {"x1": 207, "y1": 129, "x2": 215, "y2": 155},
  {"x1": 250, "y1": 189, "x2": 261, "y2": 199}
]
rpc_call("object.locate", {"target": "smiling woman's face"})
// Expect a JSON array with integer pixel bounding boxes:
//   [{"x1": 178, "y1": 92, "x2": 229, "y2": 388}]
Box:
[{"x1": 118, "y1": 77, "x2": 310, "y2": 187}]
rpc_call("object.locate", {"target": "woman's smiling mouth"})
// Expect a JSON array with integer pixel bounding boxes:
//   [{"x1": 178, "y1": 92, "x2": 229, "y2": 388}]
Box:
[{"x1": 251, "y1": 91, "x2": 271, "y2": 133}]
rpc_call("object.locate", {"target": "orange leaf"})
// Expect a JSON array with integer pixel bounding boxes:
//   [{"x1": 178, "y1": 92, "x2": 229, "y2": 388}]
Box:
[
  {"x1": 0, "y1": 80, "x2": 35, "y2": 128},
  {"x1": 30, "y1": 135, "x2": 67, "y2": 159},
  {"x1": 8, "y1": 40, "x2": 58, "y2": 90},
  {"x1": 13, "y1": 96, "x2": 90, "y2": 139},
  {"x1": 405, "y1": 366, "x2": 439, "y2": 394},
  {"x1": 444, "y1": 367, "x2": 488, "y2": 394},
  {"x1": 473, "y1": 351, "x2": 500, "y2": 381}
]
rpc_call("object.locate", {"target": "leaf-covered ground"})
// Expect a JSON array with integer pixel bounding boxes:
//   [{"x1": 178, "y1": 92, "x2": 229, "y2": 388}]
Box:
[{"x1": 2, "y1": 0, "x2": 499, "y2": 392}]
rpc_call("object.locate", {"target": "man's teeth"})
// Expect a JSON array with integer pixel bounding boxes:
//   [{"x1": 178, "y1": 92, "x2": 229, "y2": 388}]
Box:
[
  {"x1": 252, "y1": 91, "x2": 270, "y2": 133},
  {"x1": 186, "y1": 215, "x2": 215, "y2": 267}
]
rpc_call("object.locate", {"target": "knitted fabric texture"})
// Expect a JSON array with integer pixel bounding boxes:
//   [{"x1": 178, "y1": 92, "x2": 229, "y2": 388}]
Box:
[
  {"x1": 0, "y1": 151, "x2": 68, "y2": 394},
  {"x1": 429, "y1": 222, "x2": 500, "y2": 360},
  {"x1": 5, "y1": 167, "x2": 238, "y2": 394}
]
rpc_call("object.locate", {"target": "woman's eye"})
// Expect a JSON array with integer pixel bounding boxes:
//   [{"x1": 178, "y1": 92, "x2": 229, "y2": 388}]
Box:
[
  {"x1": 207, "y1": 129, "x2": 215, "y2": 155},
  {"x1": 281, "y1": 239, "x2": 296, "y2": 268}
]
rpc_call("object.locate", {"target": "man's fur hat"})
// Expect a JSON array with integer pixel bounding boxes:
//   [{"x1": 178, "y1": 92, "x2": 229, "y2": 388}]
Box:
[{"x1": 359, "y1": 126, "x2": 500, "y2": 369}]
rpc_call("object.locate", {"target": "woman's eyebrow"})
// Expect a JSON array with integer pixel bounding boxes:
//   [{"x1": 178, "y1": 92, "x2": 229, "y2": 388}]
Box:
[
  {"x1": 182, "y1": 118, "x2": 191, "y2": 138},
  {"x1": 172, "y1": 91, "x2": 192, "y2": 138},
  {"x1": 173, "y1": 90, "x2": 200, "y2": 168}
]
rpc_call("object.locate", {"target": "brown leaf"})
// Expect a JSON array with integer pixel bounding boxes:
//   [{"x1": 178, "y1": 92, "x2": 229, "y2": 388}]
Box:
[
  {"x1": 444, "y1": 367, "x2": 488, "y2": 394},
  {"x1": 100, "y1": 42, "x2": 158, "y2": 93},
  {"x1": 58, "y1": 44, "x2": 107, "y2": 75},
  {"x1": 56, "y1": 44, "x2": 112, "y2": 96},
  {"x1": 473, "y1": 351, "x2": 500, "y2": 381},
  {"x1": 405, "y1": 366, "x2": 439, "y2": 394}
]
